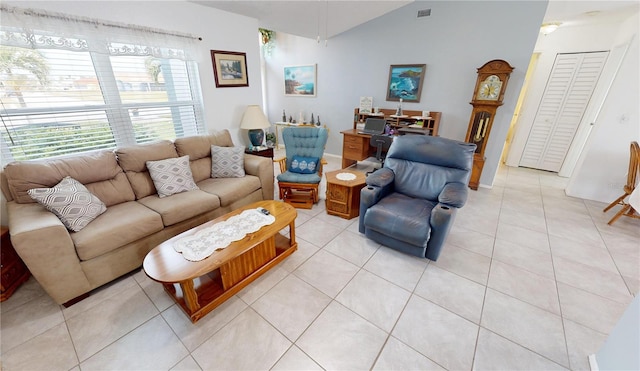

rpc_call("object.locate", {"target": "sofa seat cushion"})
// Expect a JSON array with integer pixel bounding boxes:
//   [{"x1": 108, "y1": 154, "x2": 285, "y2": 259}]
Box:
[
  {"x1": 72, "y1": 201, "x2": 164, "y2": 261},
  {"x1": 197, "y1": 176, "x2": 262, "y2": 207},
  {"x1": 138, "y1": 190, "x2": 220, "y2": 227},
  {"x1": 363, "y1": 193, "x2": 436, "y2": 248}
]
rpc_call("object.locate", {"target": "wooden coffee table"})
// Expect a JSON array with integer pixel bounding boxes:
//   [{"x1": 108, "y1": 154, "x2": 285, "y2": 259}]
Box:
[{"x1": 143, "y1": 200, "x2": 297, "y2": 323}]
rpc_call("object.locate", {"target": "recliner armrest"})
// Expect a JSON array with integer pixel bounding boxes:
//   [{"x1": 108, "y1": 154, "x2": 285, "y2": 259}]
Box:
[
  {"x1": 359, "y1": 168, "x2": 395, "y2": 233},
  {"x1": 366, "y1": 168, "x2": 394, "y2": 187},
  {"x1": 438, "y1": 182, "x2": 469, "y2": 208}
]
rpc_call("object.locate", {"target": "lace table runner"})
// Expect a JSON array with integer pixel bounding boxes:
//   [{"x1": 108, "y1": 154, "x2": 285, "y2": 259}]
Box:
[
  {"x1": 173, "y1": 208, "x2": 276, "y2": 261},
  {"x1": 336, "y1": 172, "x2": 357, "y2": 181}
]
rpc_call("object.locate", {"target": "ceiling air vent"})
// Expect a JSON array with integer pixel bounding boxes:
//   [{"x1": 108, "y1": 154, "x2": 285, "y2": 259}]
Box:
[{"x1": 417, "y1": 9, "x2": 431, "y2": 18}]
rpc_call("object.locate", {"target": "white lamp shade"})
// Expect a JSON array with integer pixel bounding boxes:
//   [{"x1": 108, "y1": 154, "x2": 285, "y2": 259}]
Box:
[{"x1": 240, "y1": 105, "x2": 271, "y2": 129}]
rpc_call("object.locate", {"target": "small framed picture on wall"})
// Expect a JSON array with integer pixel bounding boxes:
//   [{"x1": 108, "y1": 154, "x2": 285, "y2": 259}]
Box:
[{"x1": 211, "y1": 50, "x2": 248, "y2": 87}]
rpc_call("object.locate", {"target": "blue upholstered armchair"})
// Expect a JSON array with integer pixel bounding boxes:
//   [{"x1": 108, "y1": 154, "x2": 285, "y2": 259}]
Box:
[
  {"x1": 359, "y1": 135, "x2": 476, "y2": 261},
  {"x1": 276, "y1": 127, "x2": 328, "y2": 208}
]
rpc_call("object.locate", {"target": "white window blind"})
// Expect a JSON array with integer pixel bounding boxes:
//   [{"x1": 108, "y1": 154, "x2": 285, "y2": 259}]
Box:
[{"x1": 0, "y1": 5, "x2": 204, "y2": 164}]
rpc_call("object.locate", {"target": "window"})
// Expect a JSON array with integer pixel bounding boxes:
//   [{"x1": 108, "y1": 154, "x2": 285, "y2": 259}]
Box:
[{"x1": 0, "y1": 6, "x2": 204, "y2": 164}]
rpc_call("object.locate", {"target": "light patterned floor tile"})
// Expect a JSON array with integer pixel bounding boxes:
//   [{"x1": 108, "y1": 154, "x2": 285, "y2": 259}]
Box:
[
  {"x1": 171, "y1": 355, "x2": 202, "y2": 371},
  {"x1": 323, "y1": 229, "x2": 380, "y2": 267},
  {"x1": 278, "y1": 237, "x2": 320, "y2": 273},
  {"x1": 192, "y1": 308, "x2": 291, "y2": 370},
  {"x1": 336, "y1": 269, "x2": 411, "y2": 332},
  {"x1": 496, "y1": 223, "x2": 550, "y2": 252},
  {"x1": 392, "y1": 295, "x2": 478, "y2": 370},
  {"x1": 473, "y1": 328, "x2": 567, "y2": 370},
  {"x1": 66, "y1": 284, "x2": 158, "y2": 361},
  {"x1": 415, "y1": 264, "x2": 485, "y2": 324},
  {"x1": 0, "y1": 293, "x2": 65, "y2": 354},
  {"x1": 553, "y1": 256, "x2": 631, "y2": 304},
  {"x1": 296, "y1": 301, "x2": 387, "y2": 370},
  {"x1": 162, "y1": 296, "x2": 247, "y2": 352},
  {"x1": 293, "y1": 249, "x2": 359, "y2": 298},
  {"x1": 271, "y1": 345, "x2": 323, "y2": 371},
  {"x1": 492, "y1": 238, "x2": 555, "y2": 279},
  {"x1": 80, "y1": 315, "x2": 188, "y2": 370},
  {"x1": 557, "y1": 282, "x2": 628, "y2": 335},
  {"x1": 236, "y1": 266, "x2": 289, "y2": 304},
  {"x1": 0, "y1": 323, "x2": 77, "y2": 371},
  {"x1": 373, "y1": 336, "x2": 445, "y2": 370},
  {"x1": 488, "y1": 260, "x2": 560, "y2": 315},
  {"x1": 563, "y1": 319, "x2": 607, "y2": 371},
  {"x1": 447, "y1": 225, "x2": 495, "y2": 257},
  {"x1": 433, "y1": 244, "x2": 491, "y2": 285},
  {"x1": 253, "y1": 275, "x2": 331, "y2": 341},
  {"x1": 363, "y1": 247, "x2": 429, "y2": 291},
  {"x1": 296, "y1": 218, "x2": 344, "y2": 247},
  {"x1": 481, "y1": 289, "x2": 568, "y2": 366}
]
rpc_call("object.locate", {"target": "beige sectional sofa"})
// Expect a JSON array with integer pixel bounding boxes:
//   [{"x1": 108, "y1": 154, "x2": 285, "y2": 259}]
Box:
[{"x1": 0, "y1": 130, "x2": 274, "y2": 305}]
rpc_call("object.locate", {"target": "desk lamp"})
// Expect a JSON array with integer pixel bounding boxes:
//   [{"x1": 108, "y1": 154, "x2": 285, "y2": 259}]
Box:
[{"x1": 240, "y1": 105, "x2": 271, "y2": 147}]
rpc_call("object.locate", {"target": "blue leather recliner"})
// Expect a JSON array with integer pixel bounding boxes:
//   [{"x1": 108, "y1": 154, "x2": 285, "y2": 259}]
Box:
[{"x1": 359, "y1": 135, "x2": 476, "y2": 261}]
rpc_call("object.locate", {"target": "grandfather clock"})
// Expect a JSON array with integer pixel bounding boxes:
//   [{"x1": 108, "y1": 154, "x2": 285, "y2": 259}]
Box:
[{"x1": 465, "y1": 59, "x2": 514, "y2": 190}]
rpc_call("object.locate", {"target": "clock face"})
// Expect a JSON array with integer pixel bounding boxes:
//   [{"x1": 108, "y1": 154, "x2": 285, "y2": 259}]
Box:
[{"x1": 477, "y1": 75, "x2": 502, "y2": 100}]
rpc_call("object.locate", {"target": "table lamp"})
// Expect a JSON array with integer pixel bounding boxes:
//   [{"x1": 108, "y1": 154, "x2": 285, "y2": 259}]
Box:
[{"x1": 240, "y1": 105, "x2": 271, "y2": 147}]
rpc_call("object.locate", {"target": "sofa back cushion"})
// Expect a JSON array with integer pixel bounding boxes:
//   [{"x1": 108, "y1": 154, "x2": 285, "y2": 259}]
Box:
[
  {"x1": 174, "y1": 130, "x2": 235, "y2": 182},
  {"x1": 3, "y1": 150, "x2": 135, "y2": 206},
  {"x1": 115, "y1": 140, "x2": 179, "y2": 199}
]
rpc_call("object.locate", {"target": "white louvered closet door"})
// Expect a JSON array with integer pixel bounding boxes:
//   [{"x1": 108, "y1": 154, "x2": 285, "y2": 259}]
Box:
[{"x1": 520, "y1": 51, "x2": 609, "y2": 172}]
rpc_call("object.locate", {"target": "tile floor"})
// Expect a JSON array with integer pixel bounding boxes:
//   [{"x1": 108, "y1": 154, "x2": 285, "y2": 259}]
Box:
[{"x1": 1, "y1": 154, "x2": 638, "y2": 370}]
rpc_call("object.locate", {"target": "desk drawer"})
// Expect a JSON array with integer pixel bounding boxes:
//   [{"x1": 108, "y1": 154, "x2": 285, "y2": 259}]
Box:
[{"x1": 343, "y1": 136, "x2": 368, "y2": 160}]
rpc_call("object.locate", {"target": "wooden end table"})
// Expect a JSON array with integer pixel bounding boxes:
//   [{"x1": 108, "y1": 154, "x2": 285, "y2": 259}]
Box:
[
  {"x1": 1, "y1": 227, "x2": 31, "y2": 301},
  {"x1": 143, "y1": 201, "x2": 297, "y2": 323},
  {"x1": 325, "y1": 169, "x2": 367, "y2": 219},
  {"x1": 245, "y1": 147, "x2": 274, "y2": 159}
]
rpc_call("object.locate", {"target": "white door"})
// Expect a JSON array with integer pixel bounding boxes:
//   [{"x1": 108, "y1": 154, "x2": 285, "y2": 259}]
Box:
[{"x1": 519, "y1": 51, "x2": 609, "y2": 172}]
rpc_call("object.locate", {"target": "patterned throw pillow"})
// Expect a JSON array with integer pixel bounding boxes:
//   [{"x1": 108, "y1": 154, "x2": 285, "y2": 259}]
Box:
[
  {"x1": 146, "y1": 155, "x2": 199, "y2": 198},
  {"x1": 27, "y1": 176, "x2": 107, "y2": 232},
  {"x1": 289, "y1": 155, "x2": 319, "y2": 174},
  {"x1": 211, "y1": 146, "x2": 245, "y2": 178}
]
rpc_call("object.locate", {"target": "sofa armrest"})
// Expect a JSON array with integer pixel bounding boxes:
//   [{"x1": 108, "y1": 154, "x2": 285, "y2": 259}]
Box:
[
  {"x1": 359, "y1": 168, "x2": 395, "y2": 233},
  {"x1": 244, "y1": 154, "x2": 274, "y2": 200},
  {"x1": 7, "y1": 202, "x2": 92, "y2": 304},
  {"x1": 438, "y1": 182, "x2": 469, "y2": 208}
]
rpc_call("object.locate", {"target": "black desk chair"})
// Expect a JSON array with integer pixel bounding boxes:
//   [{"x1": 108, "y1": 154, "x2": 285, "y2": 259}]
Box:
[{"x1": 368, "y1": 134, "x2": 393, "y2": 174}]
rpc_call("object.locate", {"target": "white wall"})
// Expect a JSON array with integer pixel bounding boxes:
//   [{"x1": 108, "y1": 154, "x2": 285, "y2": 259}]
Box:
[
  {"x1": 0, "y1": 0, "x2": 265, "y2": 226},
  {"x1": 263, "y1": 1, "x2": 546, "y2": 186},
  {"x1": 507, "y1": 9, "x2": 640, "y2": 202},
  {"x1": 593, "y1": 294, "x2": 640, "y2": 370},
  {"x1": 565, "y1": 13, "x2": 640, "y2": 202}
]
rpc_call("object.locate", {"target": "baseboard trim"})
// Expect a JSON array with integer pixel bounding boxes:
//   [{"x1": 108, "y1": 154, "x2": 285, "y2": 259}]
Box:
[{"x1": 588, "y1": 354, "x2": 599, "y2": 371}]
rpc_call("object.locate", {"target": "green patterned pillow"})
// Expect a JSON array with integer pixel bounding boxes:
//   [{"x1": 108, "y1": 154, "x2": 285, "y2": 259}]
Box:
[
  {"x1": 211, "y1": 146, "x2": 245, "y2": 178},
  {"x1": 146, "y1": 155, "x2": 199, "y2": 198},
  {"x1": 27, "y1": 176, "x2": 107, "y2": 232}
]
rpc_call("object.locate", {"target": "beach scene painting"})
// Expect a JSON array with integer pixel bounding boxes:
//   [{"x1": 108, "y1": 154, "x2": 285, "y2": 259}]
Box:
[
  {"x1": 284, "y1": 64, "x2": 316, "y2": 96},
  {"x1": 386, "y1": 64, "x2": 426, "y2": 102}
]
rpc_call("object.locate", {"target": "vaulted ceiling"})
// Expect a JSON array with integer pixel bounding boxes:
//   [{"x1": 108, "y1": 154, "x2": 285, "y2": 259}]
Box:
[{"x1": 191, "y1": 1, "x2": 638, "y2": 40}]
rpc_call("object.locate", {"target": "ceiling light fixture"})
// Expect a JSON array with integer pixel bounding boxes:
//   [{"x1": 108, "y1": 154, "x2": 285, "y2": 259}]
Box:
[{"x1": 540, "y1": 22, "x2": 561, "y2": 35}]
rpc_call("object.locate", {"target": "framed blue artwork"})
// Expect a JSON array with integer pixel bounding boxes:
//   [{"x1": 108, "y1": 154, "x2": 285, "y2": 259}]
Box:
[
  {"x1": 386, "y1": 64, "x2": 426, "y2": 102},
  {"x1": 284, "y1": 64, "x2": 316, "y2": 97}
]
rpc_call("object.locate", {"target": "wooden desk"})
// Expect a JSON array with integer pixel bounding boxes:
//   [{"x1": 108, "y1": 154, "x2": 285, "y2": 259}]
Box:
[{"x1": 341, "y1": 129, "x2": 377, "y2": 168}]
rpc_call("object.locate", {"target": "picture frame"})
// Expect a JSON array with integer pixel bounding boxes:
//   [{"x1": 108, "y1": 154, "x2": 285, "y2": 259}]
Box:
[
  {"x1": 284, "y1": 64, "x2": 316, "y2": 96},
  {"x1": 211, "y1": 50, "x2": 248, "y2": 87},
  {"x1": 386, "y1": 64, "x2": 426, "y2": 102}
]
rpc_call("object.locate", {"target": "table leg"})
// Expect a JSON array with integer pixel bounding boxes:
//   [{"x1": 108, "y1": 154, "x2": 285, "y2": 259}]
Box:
[
  {"x1": 289, "y1": 221, "x2": 296, "y2": 247},
  {"x1": 180, "y1": 280, "x2": 200, "y2": 313}
]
